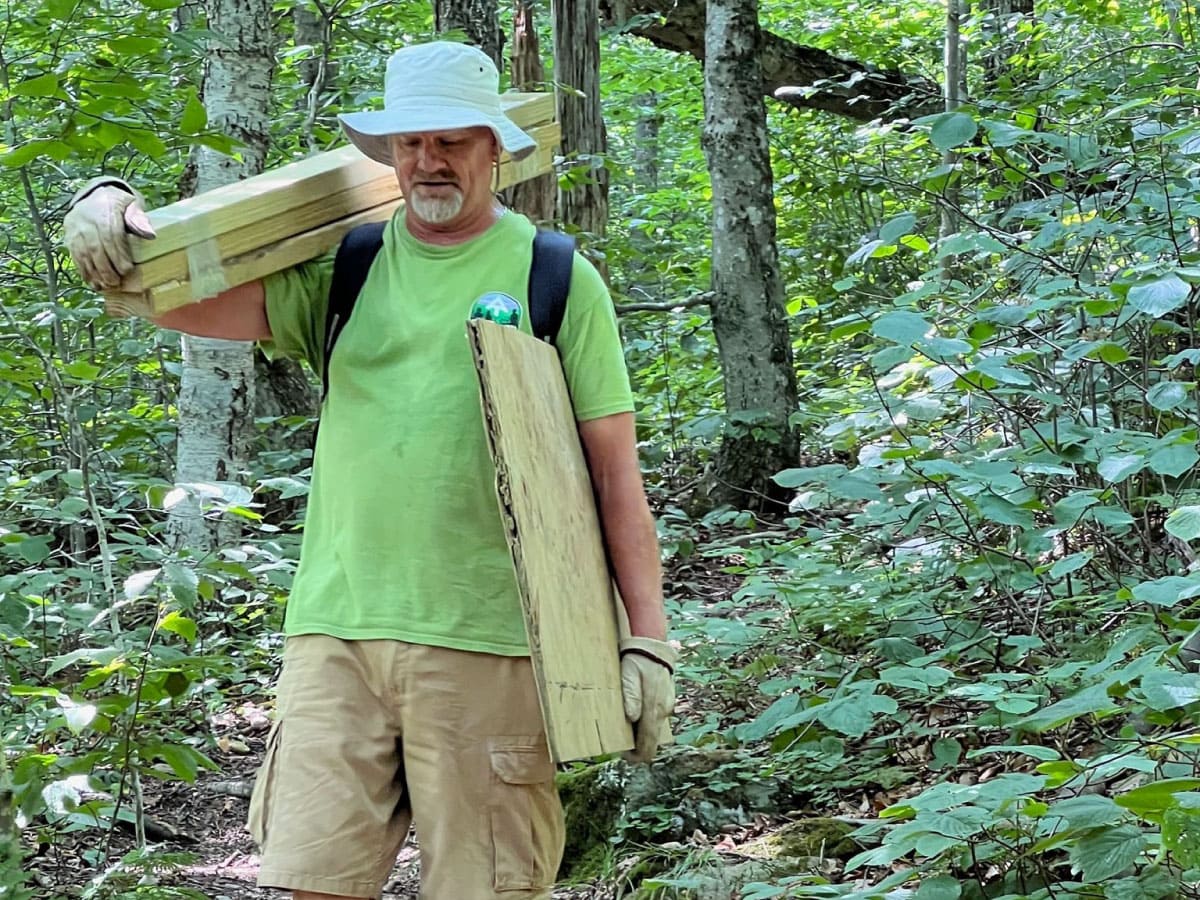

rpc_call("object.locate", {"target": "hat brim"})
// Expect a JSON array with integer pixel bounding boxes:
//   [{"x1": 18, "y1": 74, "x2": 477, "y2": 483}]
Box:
[{"x1": 338, "y1": 105, "x2": 537, "y2": 166}]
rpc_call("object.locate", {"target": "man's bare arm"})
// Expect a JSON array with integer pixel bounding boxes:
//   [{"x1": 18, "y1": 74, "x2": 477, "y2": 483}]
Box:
[
  {"x1": 578, "y1": 412, "x2": 667, "y2": 641},
  {"x1": 147, "y1": 280, "x2": 272, "y2": 342}
]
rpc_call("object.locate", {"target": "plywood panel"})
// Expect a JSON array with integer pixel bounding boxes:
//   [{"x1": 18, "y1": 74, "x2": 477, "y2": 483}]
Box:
[{"x1": 467, "y1": 320, "x2": 634, "y2": 762}]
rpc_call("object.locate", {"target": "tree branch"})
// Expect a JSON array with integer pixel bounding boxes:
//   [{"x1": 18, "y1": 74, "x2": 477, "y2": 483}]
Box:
[
  {"x1": 602, "y1": 0, "x2": 941, "y2": 121},
  {"x1": 616, "y1": 291, "x2": 712, "y2": 314}
]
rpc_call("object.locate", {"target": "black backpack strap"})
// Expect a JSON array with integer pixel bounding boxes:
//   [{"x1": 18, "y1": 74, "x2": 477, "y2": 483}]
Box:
[
  {"x1": 322, "y1": 221, "x2": 386, "y2": 402},
  {"x1": 528, "y1": 230, "x2": 575, "y2": 344}
]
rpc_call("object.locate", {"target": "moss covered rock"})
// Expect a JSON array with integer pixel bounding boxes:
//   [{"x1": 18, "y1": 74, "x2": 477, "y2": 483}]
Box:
[
  {"x1": 556, "y1": 761, "x2": 628, "y2": 882},
  {"x1": 741, "y1": 818, "x2": 860, "y2": 862}
]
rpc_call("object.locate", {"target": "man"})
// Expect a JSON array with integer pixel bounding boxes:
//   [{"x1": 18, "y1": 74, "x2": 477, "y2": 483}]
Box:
[{"x1": 64, "y1": 41, "x2": 674, "y2": 900}]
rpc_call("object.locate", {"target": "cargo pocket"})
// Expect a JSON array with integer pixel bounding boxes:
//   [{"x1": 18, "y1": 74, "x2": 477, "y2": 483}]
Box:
[
  {"x1": 247, "y1": 719, "x2": 283, "y2": 847},
  {"x1": 488, "y1": 738, "x2": 562, "y2": 893}
]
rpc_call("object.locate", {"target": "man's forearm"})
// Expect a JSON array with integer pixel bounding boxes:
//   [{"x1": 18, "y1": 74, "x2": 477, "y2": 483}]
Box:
[{"x1": 595, "y1": 476, "x2": 667, "y2": 641}]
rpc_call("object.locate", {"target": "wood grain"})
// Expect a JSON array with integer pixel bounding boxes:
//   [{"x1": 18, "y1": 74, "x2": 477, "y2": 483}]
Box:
[
  {"x1": 106, "y1": 112, "x2": 559, "y2": 317},
  {"x1": 468, "y1": 319, "x2": 633, "y2": 762}
]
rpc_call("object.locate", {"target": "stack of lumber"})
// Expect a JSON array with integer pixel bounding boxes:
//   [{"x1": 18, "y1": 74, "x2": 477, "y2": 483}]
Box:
[{"x1": 106, "y1": 93, "x2": 559, "y2": 318}]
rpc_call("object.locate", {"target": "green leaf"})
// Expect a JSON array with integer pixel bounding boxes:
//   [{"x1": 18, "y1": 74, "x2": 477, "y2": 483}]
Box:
[
  {"x1": 14, "y1": 534, "x2": 51, "y2": 564},
  {"x1": 873, "y1": 310, "x2": 931, "y2": 345},
  {"x1": 1148, "y1": 444, "x2": 1200, "y2": 478},
  {"x1": 1098, "y1": 453, "x2": 1145, "y2": 483},
  {"x1": 159, "y1": 611, "x2": 197, "y2": 643},
  {"x1": 931, "y1": 112, "x2": 978, "y2": 150},
  {"x1": 1167, "y1": 506, "x2": 1200, "y2": 541},
  {"x1": 1048, "y1": 794, "x2": 1127, "y2": 828},
  {"x1": 1132, "y1": 575, "x2": 1200, "y2": 607},
  {"x1": 1017, "y1": 685, "x2": 1120, "y2": 733},
  {"x1": 63, "y1": 360, "x2": 101, "y2": 381},
  {"x1": 1116, "y1": 779, "x2": 1200, "y2": 813},
  {"x1": 736, "y1": 694, "x2": 801, "y2": 742},
  {"x1": 46, "y1": 648, "x2": 123, "y2": 677},
  {"x1": 879, "y1": 665, "x2": 953, "y2": 691},
  {"x1": 1096, "y1": 342, "x2": 1131, "y2": 364},
  {"x1": 879, "y1": 213, "x2": 917, "y2": 244},
  {"x1": 147, "y1": 743, "x2": 211, "y2": 783},
  {"x1": 1049, "y1": 552, "x2": 1092, "y2": 580},
  {"x1": 1128, "y1": 275, "x2": 1190, "y2": 318},
  {"x1": 931, "y1": 738, "x2": 962, "y2": 769},
  {"x1": 1139, "y1": 670, "x2": 1200, "y2": 711},
  {"x1": 181, "y1": 91, "x2": 207, "y2": 134},
  {"x1": 1, "y1": 139, "x2": 61, "y2": 168},
  {"x1": 830, "y1": 320, "x2": 871, "y2": 341},
  {"x1": 1105, "y1": 868, "x2": 1179, "y2": 900},
  {"x1": 915, "y1": 875, "x2": 961, "y2": 900},
  {"x1": 816, "y1": 691, "x2": 898, "y2": 738},
  {"x1": 13, "y1": 72, "x2": 61, "y2": 97},
  {"x1": 1069, "y1": 825, "x2": 1146, "y2": 882},
  {"x1": 1147, "y1": 381, "x2": 1190, "y2": 411},
  {"x1": 125, "y1": 129, "x2": 168, "y2": 158}
]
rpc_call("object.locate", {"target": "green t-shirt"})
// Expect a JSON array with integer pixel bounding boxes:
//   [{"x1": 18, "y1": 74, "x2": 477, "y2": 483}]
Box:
[{"x1": 262, "y1": 210, "x2": 634, "y2": 655}]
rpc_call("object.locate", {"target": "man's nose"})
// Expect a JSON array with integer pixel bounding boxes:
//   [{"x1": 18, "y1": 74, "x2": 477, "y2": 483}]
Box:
[{"x1": 415, "y1": 140, "x2": 446, "y2": 171}]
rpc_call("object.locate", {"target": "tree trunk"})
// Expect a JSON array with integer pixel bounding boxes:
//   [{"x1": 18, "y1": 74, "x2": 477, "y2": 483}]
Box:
[
  {"x1": 294, "y1": 3, "x2": 336, "y2": 154},
  {"x1": 702, "y1": 0, "x2": 798, "y2": 510},
  {"x1": 435, "y1": 0, "x2": 503, "y2": 67},
  {"x1": 980, "y1": 0, "x2": 1035, "y2": 92},
  {"x1": 633, "y1": 92, "x2": 661, "y2": 190},
  {"x1": 506, "y1": 0, "x2": 557, "y2": 223},
  {"x1": 939, "y1": 0, "x2": 964, "y2": 247},
  {"x1": 553, "y1": 0, "x2": 609, "y2": 239},
  {"x1": 168, "y1": 0, "x2": 274, "y2": 552}
]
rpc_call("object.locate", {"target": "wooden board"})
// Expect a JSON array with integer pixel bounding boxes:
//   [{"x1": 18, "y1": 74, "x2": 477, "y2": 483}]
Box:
[
  {"x1": 129, "y1": 92, "x2": 554, "y2": 264},
  {"x1": 103, "y1": 92, "x2": 558, "y2": 318},
  {"x1": 468, "y1": 319, "x2": 634, "y2": 762},
  {"x1": 117, "y1": 122, "x2": 559, "y2": 295}
]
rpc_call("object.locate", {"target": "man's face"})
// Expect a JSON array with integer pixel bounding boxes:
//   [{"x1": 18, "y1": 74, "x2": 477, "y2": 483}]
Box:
[{"x1": 389, "y1": 127, "x2": 498, "y2": 228}]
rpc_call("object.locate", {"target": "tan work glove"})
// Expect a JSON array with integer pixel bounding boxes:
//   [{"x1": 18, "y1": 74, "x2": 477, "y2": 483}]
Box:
[
  {"x1": 63, "y1": 176, "x2": 156, "y2": 290},
  {"x1": 620, "y1": 636, "x2": 677, "y2": 764}
]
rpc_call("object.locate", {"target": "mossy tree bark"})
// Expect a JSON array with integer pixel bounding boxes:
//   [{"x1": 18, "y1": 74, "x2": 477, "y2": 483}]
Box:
[{"x1": 701, "y1": 0, "x2": 799, "y2": 509}]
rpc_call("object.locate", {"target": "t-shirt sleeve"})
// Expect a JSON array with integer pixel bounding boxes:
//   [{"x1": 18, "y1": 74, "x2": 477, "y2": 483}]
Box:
[
  {"x1": 556, "y1": 254, "x2": 635, "y2": 422},
  {"x1": 261, "y1": 250, "x2": 336, "y2": 373}
]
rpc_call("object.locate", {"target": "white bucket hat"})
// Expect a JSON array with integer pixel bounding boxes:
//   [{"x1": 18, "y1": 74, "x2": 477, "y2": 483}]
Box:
[{"x1": 338, "y1": 42, "x2": 537, "y2": 166}]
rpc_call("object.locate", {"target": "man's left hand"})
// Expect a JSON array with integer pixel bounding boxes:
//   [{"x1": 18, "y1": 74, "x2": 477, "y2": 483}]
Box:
[{"x1": 619, "y1": 637, "x2": 677, "y2": 764}]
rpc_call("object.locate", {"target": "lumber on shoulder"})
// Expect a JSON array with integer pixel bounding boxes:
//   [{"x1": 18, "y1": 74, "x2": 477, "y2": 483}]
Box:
[
  {"x1": 120, "y1": 121, "x2": 560, "y2": 296},
  {"x1": 128, "y1": 92, "x2": 555, "y2": 265},
  {"x1": 104, "y1": 132, "x2": 559, "y2": 319}
]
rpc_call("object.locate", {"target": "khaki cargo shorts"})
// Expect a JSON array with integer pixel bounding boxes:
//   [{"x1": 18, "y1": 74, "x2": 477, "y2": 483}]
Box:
[{"x1": 248, "y1": 635, "x2": 565, "y2": 899}]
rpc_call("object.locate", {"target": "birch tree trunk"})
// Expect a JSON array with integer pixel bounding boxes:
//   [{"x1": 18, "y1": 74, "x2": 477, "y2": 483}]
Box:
[
  {"x1": 633, "y1": 92, "x2": 661, "y2": 190},
  {"x1": 702, "y1": 0, "x2": 798, "y2": 508},
  {"x1": 168, "y1": 0, "x2": 274, "y2": 552},
  {"x1": 435, "y1": 0, "x2": 503, "y2": 66},
  {"x1": 939, "y1": 0, "x2": 964, "y2": 246},
  {"x1": 553, "y1": 0, "x2": 609, "y2": 238}
]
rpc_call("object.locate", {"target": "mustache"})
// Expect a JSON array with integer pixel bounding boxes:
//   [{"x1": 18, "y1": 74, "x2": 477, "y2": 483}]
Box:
[{"x1": 413, "y1": 174, "x2": 459, "y2": 185}]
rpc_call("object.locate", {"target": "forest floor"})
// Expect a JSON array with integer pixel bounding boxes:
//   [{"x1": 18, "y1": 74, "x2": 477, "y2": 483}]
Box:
[
  {"x1": 29, "y1": 536, "x2": 759, "y2": 900},
  {"x1": 32, "y1": 532, "x2": 849, "y2": 897}
]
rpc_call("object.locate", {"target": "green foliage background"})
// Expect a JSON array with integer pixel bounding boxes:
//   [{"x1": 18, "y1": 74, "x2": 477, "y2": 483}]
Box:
[{"x1": 6, "y1": 0, "x2": 1200, "y2": 897}]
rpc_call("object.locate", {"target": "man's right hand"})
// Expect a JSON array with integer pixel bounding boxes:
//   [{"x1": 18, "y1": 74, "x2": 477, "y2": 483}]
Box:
[{"x1": 63, "y1": 178, "x2": 156, "y2": 290}]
